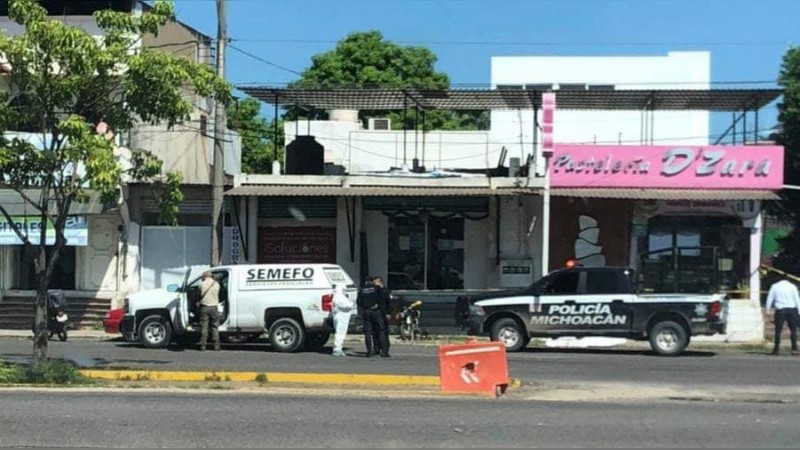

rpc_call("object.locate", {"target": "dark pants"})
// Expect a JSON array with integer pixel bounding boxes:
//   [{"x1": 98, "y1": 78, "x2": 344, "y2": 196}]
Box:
[
  {"x1": 773, "y1": 308, "x2": 799, "y2": 353},
  {"x1": 363, "y1": 309, "x2": 388, "y2": 356},
  {"x1": 381, "y1": 314, "x2": 391, "y2": 354},
  {"x1": 200, "y1": 305, "x2": 220, "y2": 350}
]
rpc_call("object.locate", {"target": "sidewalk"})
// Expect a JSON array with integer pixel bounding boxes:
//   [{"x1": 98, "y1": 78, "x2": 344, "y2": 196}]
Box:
[
  {"x1": 0, "y1": 329, "x2": 771, "y2": 352},
  {"x1": 0, "y1": 329, "x2": 110, "y2": 339},
  {"x1": 0, "y1": 329, "x2": 482, "y2": 345}
]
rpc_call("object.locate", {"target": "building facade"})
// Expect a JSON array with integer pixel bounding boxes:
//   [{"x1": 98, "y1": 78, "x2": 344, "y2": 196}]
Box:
[
  {"x1": 490, "y1": 52, "x2": 781, "y2": 342},
  {"x1": 0, "y1": 1, "x2": 240, "y2": 328}
]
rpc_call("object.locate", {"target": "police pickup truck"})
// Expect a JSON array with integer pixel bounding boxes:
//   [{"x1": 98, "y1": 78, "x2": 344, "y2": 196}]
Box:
[{"x1": 456, "y1": 266, "x2": 727, "y2": 356}]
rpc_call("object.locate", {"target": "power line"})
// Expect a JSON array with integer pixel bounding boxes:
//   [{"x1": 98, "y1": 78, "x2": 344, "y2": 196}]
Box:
[
  {"x1": 227, "y1": 44, "x2": 303, "y2": 76},
  {"x1": 230, "y1": 37, "x2": 790, "y2": 48}
]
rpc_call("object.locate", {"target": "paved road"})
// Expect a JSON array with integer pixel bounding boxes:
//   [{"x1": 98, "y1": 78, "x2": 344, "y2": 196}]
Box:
[
  {"x1": 0, "y1": 391, "x2": 797, "y2": 448},
  {"x1": 1, "y1": 338, "x2": 798, "y2": 388}
]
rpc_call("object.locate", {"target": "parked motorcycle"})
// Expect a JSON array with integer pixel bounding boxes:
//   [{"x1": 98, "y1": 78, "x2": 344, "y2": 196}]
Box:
[
  {"x1": 398, "y1": 300, "x2": 423, "y2": 341},
  {"x1": 47, "y1": 290, "x2": 70, "y2": 342}
]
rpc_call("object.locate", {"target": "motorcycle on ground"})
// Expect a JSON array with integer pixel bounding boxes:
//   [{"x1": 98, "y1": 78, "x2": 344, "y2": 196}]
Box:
[
  {"x1": 47, "y1": 290, "x2": 70, "y2": 342},
  {"x1": 398, "y1": 300, "x2": 423, "y2": 341}
]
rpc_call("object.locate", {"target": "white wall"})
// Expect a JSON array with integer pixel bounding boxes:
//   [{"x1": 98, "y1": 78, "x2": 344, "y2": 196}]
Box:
[
  {"x1": 490, "y1": 52, "x2": 711, "y2": 166},
  {"x1": 130, "y1": 121, "x2": 242, "y2": 185},
  {"x1": 464, "y1": 216, "x2": 491, "y2": 290},
  {"x1": 76, "y1": 214, "x2": 121, "y2": 292},
  {"x1": 497, "y1": 196, "x2": 543, "y2": 284},
  {"x1": 139, "y1": 226, "x2": 211, "y2": 290},
  {"x1": 285, "y1": 120, "x2": 495, "y2": 173}
]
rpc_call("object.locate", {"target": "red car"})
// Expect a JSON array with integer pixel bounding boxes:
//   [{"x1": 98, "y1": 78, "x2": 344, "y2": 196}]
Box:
[{"x1": 103, "y1": 308, "x2": 124, "y2": 335}]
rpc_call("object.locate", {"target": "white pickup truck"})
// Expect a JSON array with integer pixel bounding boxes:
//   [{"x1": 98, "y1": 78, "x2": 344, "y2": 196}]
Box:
[{"x1": 121, "y1": 264, "x2": 357, "y2": 352}]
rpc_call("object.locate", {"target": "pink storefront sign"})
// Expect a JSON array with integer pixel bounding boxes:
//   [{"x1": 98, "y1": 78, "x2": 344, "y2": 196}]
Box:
[{"x1": 550, "y1": 144, "x2": 784, "y2": 189}]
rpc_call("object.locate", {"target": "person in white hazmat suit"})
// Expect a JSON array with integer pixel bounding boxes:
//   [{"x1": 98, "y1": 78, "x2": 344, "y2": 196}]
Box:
[{"x1": 331, "y1": 284, "x2": 354, "y2": 357}]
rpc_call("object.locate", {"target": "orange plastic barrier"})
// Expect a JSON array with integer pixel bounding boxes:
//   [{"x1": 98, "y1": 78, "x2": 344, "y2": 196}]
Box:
[{"x1": 438, "y1": 339, "x2": 509, "y2": 397}]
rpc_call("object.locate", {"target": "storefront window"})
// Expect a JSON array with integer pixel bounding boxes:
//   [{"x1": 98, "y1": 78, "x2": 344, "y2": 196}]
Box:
[
  {"x1": 388, "y1": 217, "x2": 426, "y2": 290},
  {"x1": 13, "y1": 246, "x2": 76, "y2": 290},
  {"x1": 388, "y1": 215, "x2": 465, "y2": 290},
  {"x1": 640, "y1": 216, "x2": 743, "y2": 293}
]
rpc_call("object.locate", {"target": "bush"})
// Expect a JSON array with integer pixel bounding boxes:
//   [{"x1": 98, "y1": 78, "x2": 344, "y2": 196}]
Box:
[
  {"x1": 0, "y1": 360, "x2": 22, "y2": 383},
  {"x1": 0, "y1": 359, "x2": 90, "y2": 385}
]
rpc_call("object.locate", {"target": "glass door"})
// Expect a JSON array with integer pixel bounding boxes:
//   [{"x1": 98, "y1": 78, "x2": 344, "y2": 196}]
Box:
[
  {"x1": 427, "y1": 216, "x2": 465, "y2": 290},
  {"x1": 388, "y1": 215, "x2": 465, "y2": 290},
  {"x1": 388, "y1": 216, "x2": 426, "y2": 290}
]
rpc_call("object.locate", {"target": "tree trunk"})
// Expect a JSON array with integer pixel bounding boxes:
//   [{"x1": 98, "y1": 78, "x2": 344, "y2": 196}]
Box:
[{"x1": 32, "y1": 255, "x2": 49, "y2": 369}]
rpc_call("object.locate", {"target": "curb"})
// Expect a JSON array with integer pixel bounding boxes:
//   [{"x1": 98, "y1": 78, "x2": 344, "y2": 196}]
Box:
[
  {"x1": 80, "y1": 369, "x2": 441, "y2": 386},
  {"x1": 80, "y1": 369, "x2": 524, "y2": 389}
]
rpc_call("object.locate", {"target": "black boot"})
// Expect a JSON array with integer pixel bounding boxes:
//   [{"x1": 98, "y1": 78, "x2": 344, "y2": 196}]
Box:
[{"x1": 364, "y1": 336, "x2": 375, "y2": 357}]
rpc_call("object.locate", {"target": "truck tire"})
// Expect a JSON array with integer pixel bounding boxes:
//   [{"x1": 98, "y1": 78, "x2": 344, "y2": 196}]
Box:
[
  {"x1": 649, "y1": 320, "x2": 688, "y2": 356},
  {"x1": 269, "y1": 318, "x2": 305, "y2": 353},
  {"x1": 139, "y1": 315, "x2": 172, "y2": 349},
  {"x1": 490, "y1": 318, "x2": 527, "y2": 352}
]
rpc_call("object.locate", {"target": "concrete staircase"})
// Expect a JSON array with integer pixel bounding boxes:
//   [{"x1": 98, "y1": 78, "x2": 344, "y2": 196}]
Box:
[{"x1": 0, "y1": 295, "x2": 112, "y2": 330}]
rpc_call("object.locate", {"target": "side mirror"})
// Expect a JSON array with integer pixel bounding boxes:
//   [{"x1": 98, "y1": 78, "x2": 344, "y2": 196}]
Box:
[{"x1": 166, "y1": 284, "x2": 179, "y2": 293}]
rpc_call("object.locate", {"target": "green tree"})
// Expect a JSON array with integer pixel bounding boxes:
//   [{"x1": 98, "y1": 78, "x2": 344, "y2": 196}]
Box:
[
  {"x1": 227, "y1": 97, "x2": 283, "y2": 174},
  {"x1": 0, "y1": 0, "x2": 230, "y2": 366},
  {"x1": 289, "y1": 30, "x2": 488, "y2": 131},
  {"x1": 770, "y1": 47, "x2": 800, "y2": 275}
]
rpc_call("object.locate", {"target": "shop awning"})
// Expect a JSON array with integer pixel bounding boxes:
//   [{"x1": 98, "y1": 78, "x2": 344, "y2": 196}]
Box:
[
  {"x1": 225, "y1": 185, "x2": 540, "y2": 197},
  {"x1": 550, "y1": 188, "x2": 779, "y2": 200},
  {"x1": 0, "y1": 189, "x2": 108, "y2": 215}
]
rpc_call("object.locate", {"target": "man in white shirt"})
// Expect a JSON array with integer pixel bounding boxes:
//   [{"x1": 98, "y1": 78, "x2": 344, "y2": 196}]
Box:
[{"x1": 765, "y1": 278, "x2": 800, "y2": 356}]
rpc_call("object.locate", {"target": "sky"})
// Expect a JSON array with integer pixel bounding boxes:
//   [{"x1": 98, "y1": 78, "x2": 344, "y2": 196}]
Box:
[{"x1": 169, "y1": 0, "x2": 800, "y2": 136}]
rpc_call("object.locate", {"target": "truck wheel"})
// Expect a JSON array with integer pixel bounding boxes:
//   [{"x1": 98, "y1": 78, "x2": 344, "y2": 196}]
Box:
[
  {"x1": 269, "y1": 318, "x2": 305, "y2": 353},
  {"x1": 305, "y1": 332, "x2": 331, "y2": 351},
  {"x1": 139, "y1": 315, "x2": 172, "y2": 349},
  {"x1": 491, "y1": 318, "x2": 527, "y2": 352},
  {"x1": 649, "y1": 321, "x2": 688, "y2": 356}
]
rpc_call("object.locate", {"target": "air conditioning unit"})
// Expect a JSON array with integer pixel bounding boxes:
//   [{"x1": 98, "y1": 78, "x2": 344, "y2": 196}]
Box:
[{"x1": 368, "y1": 118, "x2": 391, "y2": 131}]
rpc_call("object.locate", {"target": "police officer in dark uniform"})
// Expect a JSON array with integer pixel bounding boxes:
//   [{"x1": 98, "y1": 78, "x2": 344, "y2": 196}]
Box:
[
  {"x1": 373, "y1": 276, "x2": 392, "y2": 357},
  {"x1": 357, "y1": 279, "x2": 387, "y2": 357}
]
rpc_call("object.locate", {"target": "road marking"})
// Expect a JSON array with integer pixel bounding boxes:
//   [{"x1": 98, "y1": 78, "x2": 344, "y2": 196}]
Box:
[{"x1": 444, "y1": 347, "x2": 502, "y2": 357}]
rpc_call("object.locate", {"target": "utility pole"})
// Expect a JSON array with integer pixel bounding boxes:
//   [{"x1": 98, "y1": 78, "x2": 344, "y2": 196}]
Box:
[{"x1": 211, "y1": 0, "x2": 227, "y2": 266}]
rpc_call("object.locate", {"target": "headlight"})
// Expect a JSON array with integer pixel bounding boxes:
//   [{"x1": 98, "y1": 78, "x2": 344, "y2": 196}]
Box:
[{"x1": 468, "y1": 304, "x2": 485, "y2": 316}]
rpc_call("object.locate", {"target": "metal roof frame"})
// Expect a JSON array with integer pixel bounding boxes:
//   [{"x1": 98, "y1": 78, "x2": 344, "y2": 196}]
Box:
[
  {"x1": 238, "y1": 87, "x2": 782, "y2": 112},
  {"x1": 225, "y1": 185, "x2": 540, "y2": 197}
]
